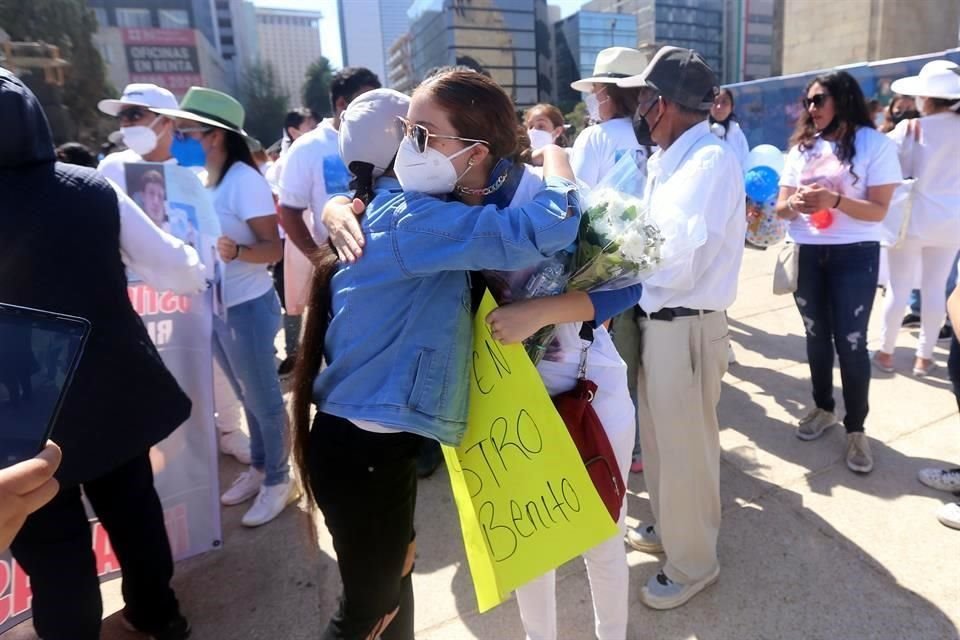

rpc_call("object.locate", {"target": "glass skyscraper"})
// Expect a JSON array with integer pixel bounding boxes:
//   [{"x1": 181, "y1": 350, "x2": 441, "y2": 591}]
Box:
[
  {"x1": 554, "y1": 10, "x2": 638, "y2": 110},
  {"x1": 408, "y1": 0, "x2": 540, "y2": 106}
]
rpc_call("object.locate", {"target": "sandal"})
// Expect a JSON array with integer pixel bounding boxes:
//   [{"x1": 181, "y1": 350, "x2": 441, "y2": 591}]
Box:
[
  {"x1": 913, "y1": 359, "x2": 937, "y2": 377},
  {"x1": 871, "y1": 351, "x2": 895, "y2": 373}
]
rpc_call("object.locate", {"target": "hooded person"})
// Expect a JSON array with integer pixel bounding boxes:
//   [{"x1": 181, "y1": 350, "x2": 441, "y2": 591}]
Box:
[{"x1": 0, "y1": 68, "x2": 192, "y2": 640}]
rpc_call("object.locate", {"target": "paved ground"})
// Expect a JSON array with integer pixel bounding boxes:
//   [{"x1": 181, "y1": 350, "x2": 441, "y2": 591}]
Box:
[{"x1": 5, "y1": 246, "x2": 959, "y2": 640}]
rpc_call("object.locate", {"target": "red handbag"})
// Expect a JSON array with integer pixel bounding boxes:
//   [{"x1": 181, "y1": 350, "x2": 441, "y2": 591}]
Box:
[{"x1": 551, "y1": 327, "x2": 626, "y2": 523}]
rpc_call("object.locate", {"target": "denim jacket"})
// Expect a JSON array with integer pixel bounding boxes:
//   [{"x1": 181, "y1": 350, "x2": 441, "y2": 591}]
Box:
[{"x1": 315, "y1": 176, "x2": 581, "y2": 445}]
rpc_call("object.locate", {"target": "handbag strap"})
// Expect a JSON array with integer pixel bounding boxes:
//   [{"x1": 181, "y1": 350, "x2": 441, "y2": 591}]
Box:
[{"x1": 577, "y1": 322, "x2": 595, "y2": 381}]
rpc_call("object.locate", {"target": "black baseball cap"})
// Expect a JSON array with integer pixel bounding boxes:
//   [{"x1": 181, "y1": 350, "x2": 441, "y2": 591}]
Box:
[{"x1": 617, "y1": 46, "x2": 718, "y2": 110}]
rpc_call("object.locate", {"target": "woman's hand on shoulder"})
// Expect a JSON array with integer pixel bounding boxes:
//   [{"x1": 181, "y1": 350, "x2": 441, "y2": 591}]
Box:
[{"x1": 322, "y1": 196, "x2": 366, "y2": 262}]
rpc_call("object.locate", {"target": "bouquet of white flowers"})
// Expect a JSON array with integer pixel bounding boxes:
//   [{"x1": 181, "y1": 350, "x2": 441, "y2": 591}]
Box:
[{"x1": 520, "y1": 154, "x2": 705, "y2": 364}]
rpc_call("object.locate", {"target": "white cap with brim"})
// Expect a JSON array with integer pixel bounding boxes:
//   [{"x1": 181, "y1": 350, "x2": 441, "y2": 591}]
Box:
[
  {"x1": 339, "y1": 88, "x2": 411, "y2": 179},
  {"x1": 570, "y1": 47, "x2": 651, "y2": 93},
  {"x1": 98, "y1": 83, "x2": 179, "y2": 116},
  {"x1": 890, "y1": 60, "x2": 960, "y2": 100}
]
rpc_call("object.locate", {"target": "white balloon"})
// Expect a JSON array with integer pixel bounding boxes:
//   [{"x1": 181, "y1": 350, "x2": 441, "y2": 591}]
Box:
[{"x1": 746, "y1": 144, "x2": 785, "y2": 174}]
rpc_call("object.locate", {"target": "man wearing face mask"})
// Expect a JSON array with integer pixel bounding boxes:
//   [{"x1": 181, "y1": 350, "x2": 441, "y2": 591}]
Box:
[
  {"x1": 569, "y1": 46, "x2": 651, "y2": 189},
  {"x1": 97, "y1": 84, "x2": 183, "y2": 189},
  {"x1": 97, "y1": 84, "x2": 251, "y2": 466},
  {"x1": 617, "y1": 47, "x2": 746, "y2": 611}
]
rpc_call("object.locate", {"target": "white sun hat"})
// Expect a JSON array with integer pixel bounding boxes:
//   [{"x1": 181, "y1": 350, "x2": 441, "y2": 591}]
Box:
[
  {"x1": 890, "y1": 60, "x2": 960, "y2": 100},
  {"x1": 570, "y1": 47, "x2": 651, "y2": 93},
  {"x1": 98, "y1": 83, "x2": 179, "y2": 116}
]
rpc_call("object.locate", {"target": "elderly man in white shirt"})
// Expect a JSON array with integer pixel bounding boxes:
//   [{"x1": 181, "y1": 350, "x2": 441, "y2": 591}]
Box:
[{"x1": 617, "y1": 47, "x2": 746, "y2": 611}]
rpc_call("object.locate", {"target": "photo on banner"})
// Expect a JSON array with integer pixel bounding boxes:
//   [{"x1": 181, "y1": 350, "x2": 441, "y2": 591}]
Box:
[
  {"x1": 443, "y1": 291, "x2": 618, "y2": 612},
  {"x1": 0, "y1": 163, "x2": 224, "y2": 633}
]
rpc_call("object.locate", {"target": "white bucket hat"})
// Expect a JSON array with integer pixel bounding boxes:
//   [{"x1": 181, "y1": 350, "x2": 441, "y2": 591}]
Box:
[
  {"x1": 890, "y1": 60, "x2": 960, "y2": 100},
  {"x1": 98, "y1": 83, "x2": 179, "y2": 116},
  {"x1": 571, "y1": 47, "x2": 651, "y2": 93}
]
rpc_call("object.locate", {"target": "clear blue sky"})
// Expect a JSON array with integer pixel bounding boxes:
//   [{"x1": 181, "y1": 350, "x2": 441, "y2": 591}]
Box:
[{"x1": 252, "y1": 0, "x2": 590, "y2": 70}]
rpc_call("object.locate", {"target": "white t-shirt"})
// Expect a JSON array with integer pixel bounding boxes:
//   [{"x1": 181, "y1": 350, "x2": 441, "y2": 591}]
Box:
[
  {"x1": 780, "y1": 126, "x2": 902, "y2": 245},
  {"x1": 97, "y1": 149, "x2": 177, "y2": 192},
  {"x1": 278, "y1": 118, "x2": 347, "y2": 242},
  {"x1": 571, "y1": 117, "x2": 647, "y2": 189},
  {"x1": 887, "y1": 112, "x2": 960, "y2": 246},
  {"x1": 212, "y1": 162, "x2": 278, "y2": 308}
]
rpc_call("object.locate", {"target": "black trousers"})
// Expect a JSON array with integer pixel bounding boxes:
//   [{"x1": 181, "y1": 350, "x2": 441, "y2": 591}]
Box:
[
  {"x1": 308, "y1": 413, "x2": 421, "y2": 640},
  {"x1": 10, "y1": 453, "x2": 180, "y2": 640}
]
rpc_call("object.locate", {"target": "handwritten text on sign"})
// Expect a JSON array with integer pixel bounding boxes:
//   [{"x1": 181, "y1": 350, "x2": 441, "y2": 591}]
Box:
[{"x1": 443, "y1": 291, "x2": 616, "y2": 612}]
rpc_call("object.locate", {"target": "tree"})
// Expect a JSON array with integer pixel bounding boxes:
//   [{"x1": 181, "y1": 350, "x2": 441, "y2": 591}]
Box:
[
  {"x1": 302, "y1": 56, "x2": 334, "y2": 117},
  {"x1": 0, "y1": 0, "x2": 114, "y2": 145},
  {"x1": 565, "y1": 102, "x2": 588, "y2": 140},
  {"x1": 240, "y1": 61, "x2": 289, "y2": 146}
]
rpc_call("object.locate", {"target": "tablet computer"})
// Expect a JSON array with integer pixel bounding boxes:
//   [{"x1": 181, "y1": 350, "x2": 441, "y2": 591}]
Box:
[{"x1": 0, "y1": 303, "x2": 90, "y2": 469}]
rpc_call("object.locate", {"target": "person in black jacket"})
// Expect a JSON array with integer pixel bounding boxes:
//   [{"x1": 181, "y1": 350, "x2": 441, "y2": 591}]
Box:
[{"x1": 0, "y1": 69, "x2": 191, "y2": 640}]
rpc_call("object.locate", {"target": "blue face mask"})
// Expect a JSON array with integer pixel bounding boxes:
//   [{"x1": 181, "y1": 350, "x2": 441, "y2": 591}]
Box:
[{"x1": 171, "y1": 134, "x2": 207, "y2": 167}]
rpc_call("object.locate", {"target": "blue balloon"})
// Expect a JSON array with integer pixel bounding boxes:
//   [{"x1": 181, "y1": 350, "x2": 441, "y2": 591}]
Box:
[{"x1": 744, "y1": 165, "x2": 780, "y2": 203}]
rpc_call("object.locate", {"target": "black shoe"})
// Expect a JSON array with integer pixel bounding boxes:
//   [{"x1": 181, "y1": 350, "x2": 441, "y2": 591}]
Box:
[
  {"x1": 939, "y1": 323, "x2": 954, "y2": 342},
  {"x1": 277, "y1": 355, "x2": 297, "y2": 380},
  {"x1": 901, "y1": 313, "x2": 921, "y2": 328},
  {"x1": 122, "y1": 609, "x2": 191, "y2": 640},
  {"x1": 416, "y1": 439, "x2": 443, "y2": 478}
]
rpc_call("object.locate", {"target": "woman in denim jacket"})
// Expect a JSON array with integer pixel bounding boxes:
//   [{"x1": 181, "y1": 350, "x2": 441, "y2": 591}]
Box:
[
  {"x1": 291, "y1": 80, "x2": 582, "y2": 640},
  {"x1": 322, "y1": 69, "x2": 645, "y2": 640}
]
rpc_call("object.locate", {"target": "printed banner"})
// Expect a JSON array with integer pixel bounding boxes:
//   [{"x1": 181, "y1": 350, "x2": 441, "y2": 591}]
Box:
[
  {"x1": 443, "y1": 291, "x2": 617, "y2": 612},
  {"x1": 0, "y1": 165, "x2": 222, "y2": 633},
  {"x1": 123, "y1": 28, "x2": 203, "y2": 94}
]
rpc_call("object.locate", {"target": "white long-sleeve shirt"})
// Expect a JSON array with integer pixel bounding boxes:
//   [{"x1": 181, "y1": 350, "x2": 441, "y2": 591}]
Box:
[
  {"x1": 108, "y1": 179, "x2": 207, "y2": 295},
  {"x1": 639, "y1": 120, "x2": 747, "y2": 314}
]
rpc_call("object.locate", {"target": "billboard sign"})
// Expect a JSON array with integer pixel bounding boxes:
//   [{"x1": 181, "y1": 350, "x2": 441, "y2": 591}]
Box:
[{"x1": 123, "y1": 28, "x2": 203, "y2": 94}]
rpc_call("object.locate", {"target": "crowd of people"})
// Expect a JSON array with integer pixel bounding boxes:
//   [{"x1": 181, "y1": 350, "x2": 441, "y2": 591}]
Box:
[{"x1": 0, "y1": 40, "x2": 958, "y2": 640}]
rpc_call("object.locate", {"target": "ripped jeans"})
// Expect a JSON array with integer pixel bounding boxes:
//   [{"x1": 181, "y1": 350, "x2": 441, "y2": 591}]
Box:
[{"x1": 794, "y1": 242, "x2": 879, "y2": 433}]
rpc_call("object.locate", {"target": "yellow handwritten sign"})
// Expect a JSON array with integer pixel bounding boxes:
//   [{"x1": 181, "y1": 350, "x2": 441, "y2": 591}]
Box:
[{"x1": 443, "y1": 291, "x2": 617, "y2": 612}]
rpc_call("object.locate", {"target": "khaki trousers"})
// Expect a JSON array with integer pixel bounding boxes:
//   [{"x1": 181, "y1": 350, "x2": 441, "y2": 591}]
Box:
[{"x1": 635, "y1": 311, "x2": 728, "y2": 584}]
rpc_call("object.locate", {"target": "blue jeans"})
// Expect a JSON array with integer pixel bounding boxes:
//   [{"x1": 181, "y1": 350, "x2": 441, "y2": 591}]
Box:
[
  {"x1": 213, "y1": 289, "x2": 289, "y2": 485},
  {"x1": 794, "y1": 242, "x2": 880, "y2": 433}
]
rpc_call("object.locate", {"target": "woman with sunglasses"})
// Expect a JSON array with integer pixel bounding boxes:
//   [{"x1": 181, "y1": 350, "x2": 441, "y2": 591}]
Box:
[
  {"x1": 293, "y1": 83, "x2": 582, "y2": 639},
  {"x1": 155, "y1": 88, "x2": 296, "y2": 526},
  {"x1": 320, "y1": 70, "x2": 642, "y2": 640},
  {"x1": 775, "y1": 71, "x2": 902, "y2": 474}
]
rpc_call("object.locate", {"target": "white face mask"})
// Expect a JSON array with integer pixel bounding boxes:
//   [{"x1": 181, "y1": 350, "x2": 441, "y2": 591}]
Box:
[
  {"x1": 584, "y1": 89, "x2": 610, "y2": 123},
  {"x1": 527, "y1": 128, "x2": 554, "y2": 150},
  {"x1": 121, "y1": 118, "x2": 163, "y2": 157},
  {"x1": 393, "y1": 136, "x2": 479, "y2": 195}
]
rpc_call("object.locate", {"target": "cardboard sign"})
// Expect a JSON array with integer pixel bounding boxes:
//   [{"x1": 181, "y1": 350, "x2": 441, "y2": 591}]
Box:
[{"x1": 443, "y1": 291, "x2": 617, "y2": 612}]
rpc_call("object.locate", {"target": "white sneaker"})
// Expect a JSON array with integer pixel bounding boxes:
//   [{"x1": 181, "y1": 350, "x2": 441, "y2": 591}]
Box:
[
  {"x1": 219, "y1": 430, "x2": 252, "y2": 465},
  {"x1": 936, "y1": 502, "x2": 960, "y2": 530},
  {"x1": 221, "y1": 467, "x2": 264, "y2": 506},
  {"x1": 917, "y1": 467, "x2": 960, "y2": 493},
  {"x1": 241, "y1": 480, "x2": 300, "y2": 527},
  {"x1": 796, "y1": 408, "x2": 839, "y2": 441}
]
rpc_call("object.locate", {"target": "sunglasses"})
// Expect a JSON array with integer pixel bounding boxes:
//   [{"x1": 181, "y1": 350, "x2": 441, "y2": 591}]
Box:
[
  {"x1": 398, "y1": 117, "x2": 488, "y2": 154},
  {"x1": 174, "y1": 126, "x2": 212, "y2": 141},
  {"x1": 117, "y1": 107, "x2": 149, "y2": 124},
  {"x1": 802, "y1": 93, "x2": 831, "y2": 110}
]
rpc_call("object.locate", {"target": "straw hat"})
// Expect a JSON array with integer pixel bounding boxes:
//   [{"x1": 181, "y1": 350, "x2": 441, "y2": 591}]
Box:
[
  {"x1": 570, "y1": 47, "x2": 651, "y2": 93},
  {"x1": 890, "y1": 60, "x2": 960, "y2": 100}
]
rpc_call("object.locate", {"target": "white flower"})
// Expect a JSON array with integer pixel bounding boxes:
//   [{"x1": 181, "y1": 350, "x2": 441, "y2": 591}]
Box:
[{"x1": 619, "y1": 227, "x2": 649, "y2": 262}]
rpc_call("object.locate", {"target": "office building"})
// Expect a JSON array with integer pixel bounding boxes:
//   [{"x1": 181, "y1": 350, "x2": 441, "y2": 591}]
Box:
[
  {"x1": 407, "y1": 0, "x2": 540, "y2": 106},
  {"x1": 724, "y1": 0, "x2": 782, "y2": 83},
  {"x1": 89, "y1": 0, "x2": 231, "y2": 96},
  {"x1": 554, "y1": 10, "x2": 638, "y2": 110},
  {"x1": 584, "y1": 0, "x2": 726, "y2": 80},
  {"x1": 255, "y1": 7, "x2": 323, "y2": 106},
  {"x1": 388, "y1": 32, "x2": 416, "y2": 94},
  {"x1": 338, "y1": 0, "x2": 413, "y2": 87},
  {"x1": 782, "y1": 0, "x2": 960, "y2": 74}
]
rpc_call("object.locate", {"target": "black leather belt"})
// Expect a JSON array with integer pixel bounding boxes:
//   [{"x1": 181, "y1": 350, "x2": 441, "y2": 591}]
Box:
[{"x1": 637, "y1": 307, "x2": 716, "y2": 321}]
